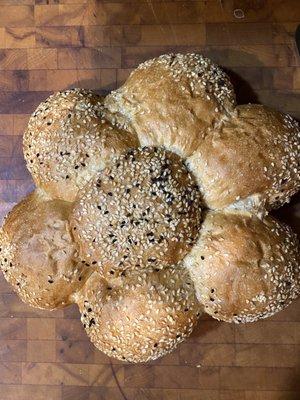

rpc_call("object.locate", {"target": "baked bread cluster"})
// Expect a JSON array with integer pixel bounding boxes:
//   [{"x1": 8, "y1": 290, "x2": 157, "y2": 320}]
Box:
[{"x1": 0, "y1": 54, "x2": 299, "y2": 363}]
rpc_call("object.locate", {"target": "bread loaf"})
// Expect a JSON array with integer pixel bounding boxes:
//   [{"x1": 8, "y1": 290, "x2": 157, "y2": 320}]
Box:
[
  {"x1": 104, "y1": 53, "x2": 236, "y2": 157},
  {"x1": 187, "y1": 105, "x2": 300, "y2": 210},
  {"x1": 0, "y1": 189, "x2": 90, "y2": 309},
  {"x1": 0, "y1": 53, "x2": 299, "y2": 363},
  {"x1": 24, "y1": 88, "x2": 139, "y2": 203},
  {"x1": 184, "y1": 211, "x2": 300, "y2": 323},
  {"x1": 75, "y1": 266, "x2": 202, "y2": 362},
  {"x1": 70, "y1": 146, "x2": 203, "y2": 279}
]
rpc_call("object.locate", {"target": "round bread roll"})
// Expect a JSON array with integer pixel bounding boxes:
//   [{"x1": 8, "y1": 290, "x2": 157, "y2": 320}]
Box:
[
  {"x1": 187, "y1": 104, "x2": 300, "y2": 210},
  {"x1": 70, "y1": 147, "x2": 203, "y2": 278},
  {"x1": 75, "y1": 266, "x2": 202, "y2": 362},
  {"x1": 184, "y1": 211, "x2": 300, "y2": 323},
  {"x1": 0, "y1": 189, "x2": 90, "y2": 309},
  {"x1": 24, "y1": 88, "x2": 139, "y2": 202},
  {"x1": 104, "y1": 53, "x2": 236, "y2": 157}
]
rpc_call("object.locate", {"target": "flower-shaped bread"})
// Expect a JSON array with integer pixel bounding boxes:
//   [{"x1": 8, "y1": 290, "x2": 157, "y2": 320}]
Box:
[{"x1": 0, "y1": 54, "x2": 299, "y2": 363}]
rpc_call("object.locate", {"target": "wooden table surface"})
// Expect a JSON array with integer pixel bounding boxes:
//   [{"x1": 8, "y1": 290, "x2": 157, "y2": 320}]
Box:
[{"x1": 0, "y1": 1, "x2": 300, "y2": 399}]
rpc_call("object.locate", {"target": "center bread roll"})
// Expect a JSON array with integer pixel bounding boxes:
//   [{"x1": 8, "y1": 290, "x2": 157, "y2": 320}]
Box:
[{"x1": 70, "y1": 146, "x2": 203, "y2": 278}]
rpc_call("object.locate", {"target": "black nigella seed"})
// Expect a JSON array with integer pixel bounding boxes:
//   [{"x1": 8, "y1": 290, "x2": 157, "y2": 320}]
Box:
[
  {"x1": 125, "y1": 188, "x2": 130, "y2": 194},
  {"x1": 81, "y1": 163, "x2": 86, "y2": 167},
  {"x1": 211, "y1": 288, "x2": 215, "y2": 293},
  {"x1": 36, "y1": 153, "x2": 40, "y2": 157},
  {"x1": 4, "y1": 258, "x2": 7, "y2": 262},
  {"x1": 9, "y1": 262, "x2": 12, "y2": 267},
  {"x1": 107, "y1": 287, "x2": 112, "y2": 290},
  {"x1": 104, "y1": 211, "x2": 109, "y2": 215},
  {"x1": 112, "y1": 347, "x2": 116, "y2": 351},
  {"x1": 107, "y1": 192, "x2": 113, "y2": 196},
  {"x1": 92, "y1": 261, "x2": 97, "y2": 265},
  {"x1": 89, "y1": 318, "x2": 95, "y2": 327},
  {"x1": 78, "y1": 277, "x2": 82, "y2": 281},
  {"x1": 110, "y1": 270, "x2": 115, "y2": 275},
  {"x1": 154, "y1": 343, "x2": 158, "y2": 348},
  {"x1": 16, "y1": 282, "x2": 20, "y2": 286},
  {"x1": 65, "y1": 175, "x2": 69, "y2": 179},
  {"x1": 47, "y1": 122, "x2": 51, "y2": 125},
  {"x1": 48, "y1": 279, "x2": 54, "y2": 284},
  {"x1": 75, "y1": 165, "x2": 79, "y2": 169},
  {"x1": 210, "y1": 297, "x2": 214, "y2": 302},
  {"x1": 184, "y1": 308, "x2": 189, "y2": 312},
  {"x1": 176, "y1": 334, "x2": 181, "y2": 339},
  {"x1": 68, "y1": 113, "x2": 71, "y2": 118},
  {"x1": 201, "y1": 256, "x2": 205, "y2": 260},
  {"x1": 88, "y1": 308, "x2": 92, "y2": 312},
  {"x1": 97, "y1": 205, "x2": 101, "y2": 210},
  {"x1": 83, "y1": 324, "x2": 86, "y2": 328}
]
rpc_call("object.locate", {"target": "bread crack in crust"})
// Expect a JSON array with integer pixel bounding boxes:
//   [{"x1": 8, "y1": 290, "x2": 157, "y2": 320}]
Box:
[{"x1": 0, "y1": 53, "x2": 299, "y2": 363}]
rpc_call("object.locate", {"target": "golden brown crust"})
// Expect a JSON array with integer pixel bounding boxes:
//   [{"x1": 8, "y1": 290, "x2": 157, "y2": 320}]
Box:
[
  {"x1": 184, "y1": 211, "x2": 300, "y2": 323},
  {"x1": 104, "y1": 53, "x2": 236, "y2": 157},
  {"x1": 70, "y1": 147, "x2": 203, "y2": 279},
  {"x1": 187, "y1": 104, "x2": 300, "y2": 210},
  {"x1": 75, "y1": 266, "x2": 202, "y2": 363},
  {"x1": 0, "y1": 53, "x2": 298, "y2": 363},
  {"x1": 0, "y1": 189, "x2": 91, "y2": 309},
  {"x1": 24, "y1": 88, "x2": 139, "y2": 203}
]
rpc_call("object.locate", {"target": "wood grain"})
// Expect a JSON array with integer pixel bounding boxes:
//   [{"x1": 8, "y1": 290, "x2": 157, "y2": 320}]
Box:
[{"x1": 0, "y1": 1, "x2": 299, "y2": 399}]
